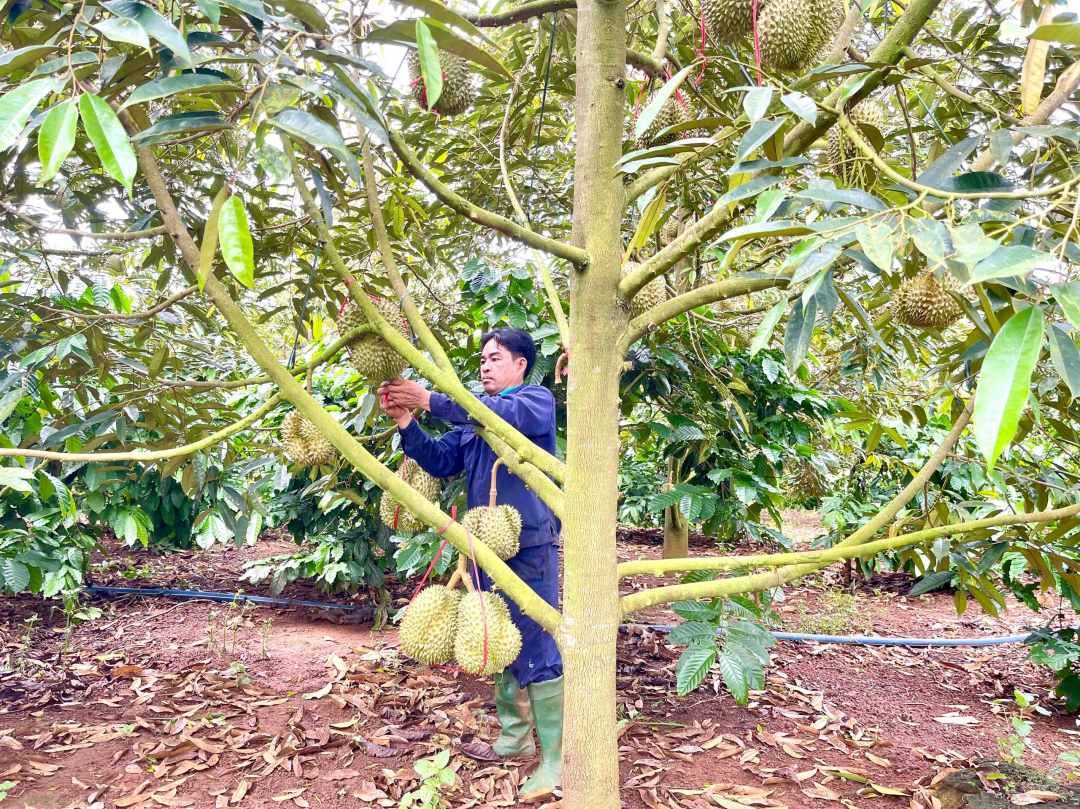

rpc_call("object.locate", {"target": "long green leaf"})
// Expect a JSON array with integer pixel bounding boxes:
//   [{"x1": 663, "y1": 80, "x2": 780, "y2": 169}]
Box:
[
  {"x1": 750, "y1": 299, "x2": 787, "y2": 357},
  {"x1": 200, "y1": 186, "x2": 229, "y2": 292},
  {"x1": 395, "y1": 0, "x2": 496, "y2": 46},
  {"x1": 102, "y1": 0, "x2": 193, "y2": 68},
  {"x1": 92, "y1": 16, "x2": 150, "y2": 50},
  {"x1": 675, "y1": 642, "x2": 716, "y2": 696},
  {"x1": 38, "y1": 99, "x2": 78, "y2": 183},
  {"x1": 1054, "y1": 281, "x2": 1080, "y2": 329},
  {"x1": 365, "y1": 18, "x2": 510, "y2": 78},
  {"x1": 973, "y1": 306, "x2": 1045, "y2": 471},
  {"x1": 636, "y1": 64, "x2": 694, "y2": 139},
  {"x1": 784, "y1": 296, "x2": 817, "y2": 373},
  {"x1": 218, "y1": 196, "x2": 254, "y2": 288},
  {"x1": 79, "y1": 93, "x2": 137, "y2": 194},
  {"x1": 269, "y1": 109, "x2": 363, "y2": 185},
  {"x1": 1030, "y1": 23, "x2": 1080, "y2": 44},
  {"x1": 0, "y1": 78, "x2": 59, "y2": 153},
  {"x1": 120, "y1": 73, "x2": 238, "y2": 110},
  {"x1": 1047, "y1": 323, "x2": 1080, "y2": 400},
  {"x1": 414, "y1": 19, "x2": 443, "y2": 112}
]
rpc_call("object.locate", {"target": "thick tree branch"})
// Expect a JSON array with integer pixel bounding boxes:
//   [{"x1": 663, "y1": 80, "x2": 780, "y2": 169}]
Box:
[
  {"x1": 623, "y1": 274, "x2": 787, "y2": 347},
  {"x1": 0, "y1": 201, "x2": 169, "y2": 241},
  {"x1": 130, "y1": 135, "x2": 561, "y2": 635},
  {"x1": 476, "y1": 427, "x2": 566, "y2": 518},
  {"x1": 387, "y1": 129, "x2": 589, "y2": 268},
  {"x1": 464, "y1": 0, "x2": 575, "y2": 26},
  {"x1": 648, "y1": 0, "x2": 668, "y2": 69},
  {"x1": 618, "y1": 502, "x2": 1080, "y2": 579},
  {"x1": 621, "y1": 398, "x2": 973, "y2": 614},
  {"x1": 0, "y1": 394, "x2": 282, "y2": 462},
  {"x1": 36, "y1": 284, "x2": 198, "y2": 322}
]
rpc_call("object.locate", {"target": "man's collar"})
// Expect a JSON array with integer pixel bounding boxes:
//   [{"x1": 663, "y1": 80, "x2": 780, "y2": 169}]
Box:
[{"x1": 497, "y1": 384, "x2": 524, "y2": 397}]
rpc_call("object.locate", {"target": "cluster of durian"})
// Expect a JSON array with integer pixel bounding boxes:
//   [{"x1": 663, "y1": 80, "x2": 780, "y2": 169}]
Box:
[
  {"x1": 280, "y1": 410, "x2": 338, "y2": 467},
  {"x1": 461, "y1": 505, "x2": 522, "y2": 561},
  {"x1": 701, "y1": 0, "x2": 842, "y2": 72},
  {"x1": 623, "y1": 261, "x2": 669, "y2": 318},
  {"x1": 891, "y1": 271, "x2": 969, "y2": 329},
  {"x1": 379, "y1": 457, "x2": 442, "y2": 535},
  {"x1": 637, "y1": 89, "x2": 694, "y2": 149},
  {"x1": 827, "y1": 101, "x2": 888, "y2": 190},
  {"x1": 399, "y1": 585, "x2": 522, "y2": 675},
  {"x1": 338, "y1": 297, "x2": 410, "y2": 384},
  {"x1": 407, "y1": 48, "x2": 476, "y2": 117}
]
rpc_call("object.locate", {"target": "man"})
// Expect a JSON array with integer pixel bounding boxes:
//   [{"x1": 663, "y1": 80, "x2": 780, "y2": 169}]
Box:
[{"x1": 378, "y1": 326, "x2": 563, "y2": 796}]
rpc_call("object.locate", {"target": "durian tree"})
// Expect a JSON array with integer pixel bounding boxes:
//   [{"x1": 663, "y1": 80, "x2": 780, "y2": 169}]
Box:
[{"x1": 4, "y1": 0, "x2": 1080, "y2": 804}]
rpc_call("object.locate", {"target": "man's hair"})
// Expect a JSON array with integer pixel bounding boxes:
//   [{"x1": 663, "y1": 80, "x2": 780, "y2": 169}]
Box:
[{"x1": 480, "y1": 326, "x2": 536, "y2": 380}]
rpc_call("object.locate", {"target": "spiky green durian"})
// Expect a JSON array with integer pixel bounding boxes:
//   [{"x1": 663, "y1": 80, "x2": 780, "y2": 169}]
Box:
[
  {"x1": 407, "y1": 49, "x2": 475, "y2": 117},
  {"x1": 380, "y1": 458, "x2": 442, "y2": 535},
  {"x1": 807, "y1": 0, "x2": 844, "y2": 61},
  {"x1": 636, "y1": 91, "x2": 693, "y2": 149},
  {"x1": 827, "y1": 101, "x2": 888, "y2": 190},
  {"x1": 461, "y1": 505, "x2": 521, "y2": 561},
  {"x1": 338, "y1": 296, "x2": 410, "y2": 384},
  {"x1": 280, "y1": 410, "x2": 338, "y2": 467},
  {"x1": 399, "y1": 585, "x2": 460, "y2": 665},
  {"x1": 622, "y1": 262, "x2": 668, "y2": 319},
  {"x1": 700, "y1": 0, "x2": 759, "y2": 46},
  {"x1": 759, "y1": 0, "x2": 818, "y2": 72},
  {"x1": 454, "y1": 590, "x2": 522, "y2": 675},
  {"x1": 891, "y1": 271, "x2": 968, "y2": 329}
]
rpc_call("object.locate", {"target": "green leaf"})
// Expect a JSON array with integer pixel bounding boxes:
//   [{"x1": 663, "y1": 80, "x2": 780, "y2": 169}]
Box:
[
  {"x1": 195, "y1": 0, "x2": 220, "y2": 24},
  {"x1": 414, "y1": 20, "x2": 443, "y2": 111},
  {"x1": 750, "y1": 299, "x2": 787, "y2": 357},
  {"x1": 130, "y1": 111, "x2": 232, "y2": 144},
  {"x1": 393, "y1": 0, "x2": 496, "y2": 45},
  {"x1": 200, "y1": 186, "x2": 229, "y2": 292},
  {"x1": 717, "y1": 176, "x2": 782, "y2": 209},
  {"x1": 675, "y1": 642, "x2": 716, "y2": 696},
  {"x1": 989, "y1": 129, "x2": 1014, "y2": 166},
  {"x1": 366, "y1": 18, "x2": 510, "y2": 78},
  {"x1": 784, "y1": 295, "x2": 817, "y2": 373},
  {"x1": 0, "y1": 78, "x2": 60, "y2": 153},
  {"x1": 269, "y1": 109, "x2": 363, "y2": 185},
  {"x1": 794, "y1": 188, "x2": 887, "y2": 211},
  {"x1": 671, "y1": 600, "x2": 720, "y2": 621},
  {"x1": 1030, "y1": 22, "x2": 1080, "y2": 45},
  {"x1": 0, "y1": 45, "x2": 57, "y2": 79},
  {"x1": 781, "y1": 91, "x2": 816, "y2": 124},
  {"x1": 0, "y1": 467, "x2": 34, "y2": 493},
  {"x1": 92, "y1": 16, "x2": 150, "y2": 50},
  {"x1": 936, "y1": 172, "x2": 1014, "y2": 194},
  {"x1": 919, "y1": 135, "x2": 982, "y2": 191},
  {"x1": 0, "y1": 559, "x2": 30, "y2": 593},
  {"x1": 1053, "y1": 281, "x2": 1080, "y2": 329},
  {"x1": 736, "y1": 118, "x2": 783, "y2": 161},
  {"x1": 743, "y1": 86, "x2": 772, "y2": 123},
  {"x1": 120, "y1": 73, "x2": 238, "y2": 110},
  {"x1": 720, "y1": 220, "x2": 813, "y2": 242},
  {"x1": 970, "y1": 245, "x2": 1045, "y2": 283},
  {"x1": 908, "y1": 570, "x2": 955, "y2": 596},
  {"x1": 908, "y1": 218, "x2": 947, "y2": 264},
  {"x1": 102, "y1": 0, "x2": 193, "y2": 68},
  {"x1": 38, "y1": 100, "x2": 78, "y2": 184},
  {"x1": 667, "y1": 621, "x2": 718, "y2": 646},
  {"x1": 79, "y1": 93, "x2": 137, "y2": 194},
  {"x1": 718, "y1": 643, "x2": 753, "y2": 704},
  {"x1": 636, "y1": 64, "x2": 694, "y2": 140},
  {"x1": 218, "y1": 196, "x2": 255, "y2": 288},
  {"x1": 856, "y1": 221, "x2": 896, "y2": 270},
  {"x1": 973, "y1": 306, "x2": 1045, "y2": 471},
  {"x1": 1048, "y1": 324, "x2": 1080, "y2": 400}
]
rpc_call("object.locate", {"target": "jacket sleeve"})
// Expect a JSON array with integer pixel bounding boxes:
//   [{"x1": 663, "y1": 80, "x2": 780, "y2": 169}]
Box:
[
  {"x1": 429, "y1": 387, "x2": 554, "y2": 438},
  {"x1": 398, "y1": 419, "x2": 466, "y2": 478}
]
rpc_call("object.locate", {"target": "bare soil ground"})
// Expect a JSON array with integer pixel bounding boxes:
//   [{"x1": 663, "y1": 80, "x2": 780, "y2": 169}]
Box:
[{"x1": 2, "y1": 512, "x2": 1077, "y2": 809}]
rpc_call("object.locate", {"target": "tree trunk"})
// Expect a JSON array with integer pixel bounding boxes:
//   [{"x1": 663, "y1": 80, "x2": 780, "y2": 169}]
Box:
[
  {"x1": 663, "y1": 503, "x2": 689, "y2": 559},
  {"x1": 560, "y1": 0, "x2": 627, "y2": 806}
]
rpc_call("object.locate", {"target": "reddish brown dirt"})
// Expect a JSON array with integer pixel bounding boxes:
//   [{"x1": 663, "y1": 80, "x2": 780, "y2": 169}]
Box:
[{"x1": 1, "y1": 513, "x2": 1078, "y2": 809}]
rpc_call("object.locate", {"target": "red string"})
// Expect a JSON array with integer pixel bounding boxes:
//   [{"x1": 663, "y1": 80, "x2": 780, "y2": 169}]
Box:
[
  {"x1": 695, "y1": 9, "x2": 708, "y2": 86},
  {"x1": 392, "y1": 456, "x2": 409, "y2": 531},
  {"x1": 662, "y1": 65, "x2": 690, "y2": 117},
  {"x1": 632, "y1": 77, "x2": 650, "y2": 119},
  {"x1": 751, "y1": 0, "x2": 762, "y2": 87}
]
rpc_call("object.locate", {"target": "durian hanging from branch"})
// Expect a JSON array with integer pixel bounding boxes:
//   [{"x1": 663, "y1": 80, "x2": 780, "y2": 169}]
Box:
[
  {"x1": 636, "y1": 86, "x2": 694, "y2": 150},
  {"x1": 337, "y1": 295, "x2": 410, "y2": 383},
  {"x1": 700, "y1": 0, "x2": 841, "y2": 73},
  {"x1": 460, "y1": 460, "x2": 522, "y2": 561},
  {"x1": 891, "y1": 270, "x2": 971, "y2": 329},
  {"x1": 827, "y1": 100, "x2": 888, "y2": 190},
  {"x1": 407, "y1": 42, "x2": 476, "y2": 118},
  {"x1": 280, "y1": 410, "x2": 338, "y2": 467},
  {"x1": 622, "y1": 261, "x2": 669, "y2": 318},
  {"x1": 380, "y1": 456, "x2": 442, "y2": 535}
]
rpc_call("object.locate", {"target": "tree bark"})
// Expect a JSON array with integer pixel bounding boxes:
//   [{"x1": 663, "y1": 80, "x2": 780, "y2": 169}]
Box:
[
  {"x1": 560, "y1": 0, "x2": 628, "y2": 804},
  {"x1": 663, "y1": 504, "x2": 689, "y2": 559}
]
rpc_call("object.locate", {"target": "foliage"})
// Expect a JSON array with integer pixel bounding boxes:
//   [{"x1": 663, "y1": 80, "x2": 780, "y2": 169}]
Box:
[
  {"x1": 400, "y1": 750, "x2": 455, "y2": 809},
  {"x1": 1024, "y1": 626, "x2": 1080, "y2": 712}
]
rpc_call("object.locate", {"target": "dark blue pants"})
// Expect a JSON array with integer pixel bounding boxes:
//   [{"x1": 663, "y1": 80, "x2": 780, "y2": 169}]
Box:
[{"x1": 478, "y1": 542, "x2": 562, "y2": 688}]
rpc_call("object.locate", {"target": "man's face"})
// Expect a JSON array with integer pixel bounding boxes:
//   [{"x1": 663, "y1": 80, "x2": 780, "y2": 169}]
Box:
[{"x1": 480, "y1": 340, "x2": 528, "y2": 394}]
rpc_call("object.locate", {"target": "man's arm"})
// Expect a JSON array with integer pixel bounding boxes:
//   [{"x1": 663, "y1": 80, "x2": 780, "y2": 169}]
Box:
[
  {"x1": 380, "y1": 380, "x2": 554, "y2": 438},
  {"x1": 397, "y1": 419, "x2": 466, "y2": 479}
]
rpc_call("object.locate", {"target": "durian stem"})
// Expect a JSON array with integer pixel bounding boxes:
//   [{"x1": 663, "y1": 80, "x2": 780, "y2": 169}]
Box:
[
  {"x1": 456, "y1": 553, "x2": 475, "y2": 593},
  {"x1": 128, "y1": 127, "x2": 562, "y2": 638},
  {"x1": 283, "y1": 136, "x2": 567, "y2": 488},
  {"x1": 359, "y1": 139, "x2": 454, "y2": 374},
  {"x1": 489, "y1": 459, "x2": 504, "y2": 508},
  {"x1": 474, "y1": 428, "x2": 566, "y2": 518},
  {"x1": 0, "y1": 393, "x2": 282, "y2": 462},
  {"x1": 446, "y1": 564, "x2": 463, "y2": 592}
]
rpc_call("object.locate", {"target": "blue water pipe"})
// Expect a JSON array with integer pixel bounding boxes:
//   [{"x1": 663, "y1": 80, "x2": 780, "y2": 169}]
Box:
[{"x1": 85, "y1": 585, "x2": 1036, "y2": 647}]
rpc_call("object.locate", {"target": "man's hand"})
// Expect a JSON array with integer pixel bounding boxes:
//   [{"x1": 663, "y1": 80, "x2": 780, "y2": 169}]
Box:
[
  {"x1": 379, "y1": 379, "x2": 432, "y2": 412},
  {"x1": 378, "y1": 390, "x2": 414, "y2": 430}
]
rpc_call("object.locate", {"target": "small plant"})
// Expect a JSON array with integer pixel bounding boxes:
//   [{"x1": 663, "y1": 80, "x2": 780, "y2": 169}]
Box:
[
  {"x1": 15, "y1": 615, "x2": 39, "y2": 674},
  {"x1": 205, "y1": 598, "x2": 253, "y2": 658},
  {"x1": 0, "y1": 780, "x2": 16, "y2": 801},
  {"x1": 226, "y1": 662, "x2": 251, "y2": 687},
  {"x1": 1024, "y1": 626, "x2": 1080, "y2": 710},
  {"x1": 259, "y1": 618, "x2": 273, "y2": 659},
  {"x1": 793, "y1": 588, "x2": 871, "y2": 636},
  {"x1": 399, "y1": 750, "x2": 455, "y2": 809},
  {"x1": 996, "y1": 690, "x2": 1044, "y2": 764}
]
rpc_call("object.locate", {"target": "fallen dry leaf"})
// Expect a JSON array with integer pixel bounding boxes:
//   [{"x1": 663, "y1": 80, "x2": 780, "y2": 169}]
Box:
[
  {"x1": 1011, "y1": 792, "x2": 1062, "y2": 805},
  {"x1": 229, "y1": 781, "x2": 249, "y2": 805},
  {"x1": 932, "y1": 714, "x2": 978, "y2": 726},
  {"x1": 459, "y1": 741, "x2": 500, "y2": 762},
  {"x1": 319, "y1": 770, "x2": 360, "y2": 781},
  {"x1": 271, "y1": 790, "x2": 307, "y2": 801}
]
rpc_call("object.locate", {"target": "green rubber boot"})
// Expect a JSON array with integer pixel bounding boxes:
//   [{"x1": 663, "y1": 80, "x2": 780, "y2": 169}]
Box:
[
  {"x1": 492, "y1": 670, "x2": 536, "y2": 757},
  {"x1": 520, "y1": 676, "x2": 563, "y2": 797}
]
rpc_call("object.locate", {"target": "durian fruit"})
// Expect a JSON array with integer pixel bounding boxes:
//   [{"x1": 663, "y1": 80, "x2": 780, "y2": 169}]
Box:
[
  {"x1": 637, "y1": 90, "x2": 692, "y2": 149},
  {"x1": 759, "y1": 0, "x2": 818, "y2": 72},
  {"x1": 807, "y1": 0, "x2": 844, "y2": 62},
  {"x1": 461, "y1": 505, "x2": 522, "y2": 561},
  {"x1": 281, "y1": 410, "x2": 338, "y2": 467},
  {"x1": 399, "y1": 585, "x2": 460, "y2": 665},
  {"x1": 338, "y1": 297, "x2": 410, "y2": 384},
  {"x1": 379, "y1": 457, "x2": 442, "y2": 535},
  {"x1": 788, "y1": 459, "x2": 828, "y2": 499},
  {"x1": 622, "y1": 262, "x2": 668, "y2": 318},
  {"x1": 104, "y1": 254, "x2": 125, "y2": 271},
  {"x1": 891, "y1": 271, "x2": 968, "y2": 329},
  {"x1": 700, "y1": 0, "x2": 760, "y2": 46},
  {"x1": 454, "y1": 590, "x2": 522, "y2": 675},
  {"x1": 407, "y1": 48, "x2": 475, "y2": 117},
  {"x1": 827, "y1": 101, "x2": 888, "y2": 190}
]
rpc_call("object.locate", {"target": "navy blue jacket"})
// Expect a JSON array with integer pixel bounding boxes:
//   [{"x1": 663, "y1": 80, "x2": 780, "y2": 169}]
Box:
[{"x1": 399, "y1": 385, "x2": 561, "y2": 548}]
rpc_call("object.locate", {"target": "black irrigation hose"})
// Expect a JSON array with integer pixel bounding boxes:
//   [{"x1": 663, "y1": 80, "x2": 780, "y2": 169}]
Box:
[{"x1": 86, "y1": 586, "x2": 1040, "y2": 647}]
